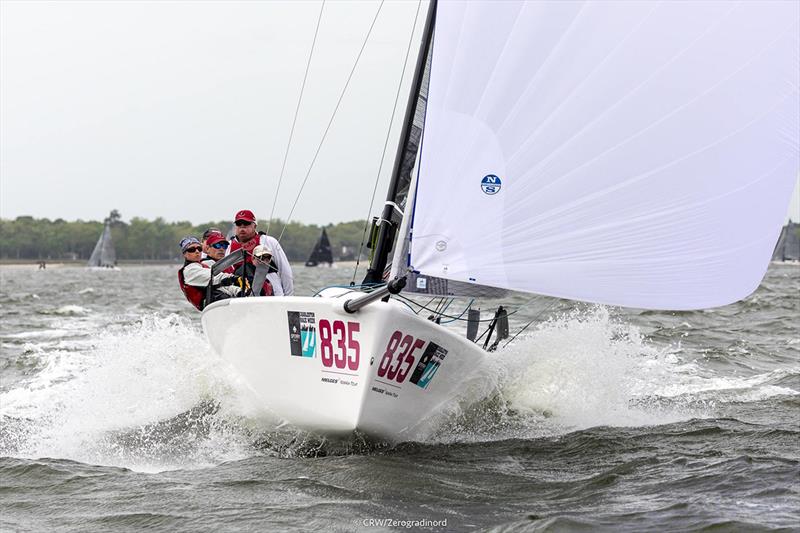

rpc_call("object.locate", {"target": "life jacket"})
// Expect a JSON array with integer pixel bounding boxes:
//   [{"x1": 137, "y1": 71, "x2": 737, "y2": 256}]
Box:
[
  {"x1": 230, "y1": 236, "x2": 278, "y2": 296},
  {"x1": 234, "y1": 260, "x2": 274, "y2": 296},
  {"x1": 178, "y1": 260, "x2": 208, "y2": 311},
  {"x1": 229, "y1": 236, "x2": 260, "y2": 265}
]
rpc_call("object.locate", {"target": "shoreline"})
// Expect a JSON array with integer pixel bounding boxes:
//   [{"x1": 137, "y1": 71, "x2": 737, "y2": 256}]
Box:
[{"x1": 0, "y1": 259, "x2": 362, "y2": 269}]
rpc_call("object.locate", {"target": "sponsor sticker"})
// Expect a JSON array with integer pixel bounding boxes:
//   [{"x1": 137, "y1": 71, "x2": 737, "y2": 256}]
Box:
[
  {"x1": 481, "y1": 174, "x2": 502, "y2": 195},
  {"x1": 287, "y1": 311, "x2": 316, "y2": 357},
  {"x1": 409, "y1": 342, "x2": 448, "y2": 389}
]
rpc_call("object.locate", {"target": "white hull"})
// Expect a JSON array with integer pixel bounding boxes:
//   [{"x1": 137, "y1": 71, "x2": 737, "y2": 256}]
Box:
[{"x1": 202, "y1": 289, "x2": 489, "y2": 442}]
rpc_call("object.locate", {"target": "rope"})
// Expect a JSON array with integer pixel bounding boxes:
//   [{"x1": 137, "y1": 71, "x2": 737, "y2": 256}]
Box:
[
  {"x1": 278, "y1": 0, "x2": 386, "y2": 243},
  {"x1": 502, "y1": 299, "x2": 560, "y2": 349},
  {"x1": 351, "y1": 0, "x2": 423, "y2": 285},
  {"x1": 267, "y1": 1, "x2": 326, "y2": 236},
  {"x1": 312, "y1": 282, "x2": 384, "y2": 297},
  {"x1": 396, "y1": 294, "x2": 527, "y2": 322},
  {"x1": 439, "y1": 299, "x2": 475, "y2": 323}
]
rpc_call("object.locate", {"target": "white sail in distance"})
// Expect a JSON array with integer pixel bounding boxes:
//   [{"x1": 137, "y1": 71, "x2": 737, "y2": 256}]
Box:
[
  {"x1": 409, "y1": 0, "x2": 800, "y2": 309},
  {"x1": 87, "y1": 223, "x2": 116, "y2": 267}
]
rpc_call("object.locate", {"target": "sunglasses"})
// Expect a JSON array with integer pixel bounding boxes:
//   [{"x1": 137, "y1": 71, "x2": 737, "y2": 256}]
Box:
[
  {"x1": 211, "y1": 242, "x2": 228, "y2": 249},
  {"x1": 235, "y1": 220, "x2": 253, "y2": 227},
  {"x1": 184, "y1": 246, "x2": 202, "y2": 253},
  {"x1": 255, "y1": 253, "x2": 272, "y2": 261}
]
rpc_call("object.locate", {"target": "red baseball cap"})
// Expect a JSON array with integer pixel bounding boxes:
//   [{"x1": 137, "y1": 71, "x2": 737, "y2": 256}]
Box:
[
  {"x1": 205, "y1": 231, "x2": 228, "y2": 247},
  {"x1": 234, "y1": 209, "x2": 256, "y2": 223}
]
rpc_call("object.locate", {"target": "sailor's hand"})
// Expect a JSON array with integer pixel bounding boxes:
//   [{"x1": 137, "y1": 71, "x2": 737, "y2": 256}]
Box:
[{"x1": 235, "y1": 276, "x2": 251, "y2": 293}]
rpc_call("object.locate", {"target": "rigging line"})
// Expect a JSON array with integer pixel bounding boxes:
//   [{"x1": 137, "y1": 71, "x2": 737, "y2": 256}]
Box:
[
  {"x1": 474, "y1": 294, "x2": 545, "y2": 342},
  {"x1": 267, "y1": 0, "x2": 326, "y2": 236},
  {"x1": 439, "y1": 297, "x2": 455, "y2": 316},
  {"x1": 277, "y1": 0, "x2": 386, "y2": 243},
  {"x1": 351, "y1": 0, "x2": 424, "y2": 285},
  {"x1": 439, "y1": 298, "x2": 475, "y2": 324},
  {"x1": 396, "y1": 294, "x2": 526, "y2": 322},
  {"x1": 502, "y1": 299, "x2": 559, "y2": 349},
  {"x1": 418, "y1": 295, "x2": 438, "y2": 315}
]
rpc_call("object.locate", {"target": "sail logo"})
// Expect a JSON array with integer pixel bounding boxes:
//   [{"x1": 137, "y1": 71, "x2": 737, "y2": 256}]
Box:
[{"x1": 481, "y1": 174, "x2": 502, "y2": 195}]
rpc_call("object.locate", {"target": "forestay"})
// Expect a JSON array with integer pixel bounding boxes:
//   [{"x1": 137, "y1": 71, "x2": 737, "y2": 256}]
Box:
[{"x1": 409, "y1": 0, "x2": 800, "y2": 309}]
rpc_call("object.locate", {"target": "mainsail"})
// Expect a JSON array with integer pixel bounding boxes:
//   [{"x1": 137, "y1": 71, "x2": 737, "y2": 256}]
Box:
[
  {"x1": 385, "y1": 18, "x2": 507, "y2": 298},
  {"x1": 305, "y1": 228, "x2": 334, "y2": 267},
  {"x1": 87, "y1": 222, "x2": 116, "y2": 268},
  {"x1": 408, "y1": 0, "x2": 799, "y2": 310}
]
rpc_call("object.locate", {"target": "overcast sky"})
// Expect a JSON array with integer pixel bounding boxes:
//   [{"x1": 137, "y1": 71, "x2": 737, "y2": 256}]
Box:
[
  {"x1": 1, "y1": 0, "x2": 425, "y2": 226},
  {"x1": 1, "y1": 0, "x2": 799, "y2": 226}
]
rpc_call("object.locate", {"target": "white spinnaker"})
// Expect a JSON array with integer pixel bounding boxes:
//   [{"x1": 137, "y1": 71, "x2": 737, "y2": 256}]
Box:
[{"x1": 409, "y1": 0, "x2": 800, "y2": 309}]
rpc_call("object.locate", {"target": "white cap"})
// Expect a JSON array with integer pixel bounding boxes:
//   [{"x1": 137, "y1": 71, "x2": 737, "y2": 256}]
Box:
[{"x1": 253, "y1": 244, "x2": 272, "y2": 260}]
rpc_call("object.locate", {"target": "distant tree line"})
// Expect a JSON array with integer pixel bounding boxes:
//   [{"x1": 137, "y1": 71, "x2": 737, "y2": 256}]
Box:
[{"x1": 0, "y1": 211, "x2": 372, "y2": 262}]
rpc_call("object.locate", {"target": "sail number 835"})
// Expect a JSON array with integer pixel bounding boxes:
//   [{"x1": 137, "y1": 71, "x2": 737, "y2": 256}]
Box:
[
  {"x1": 377, "y1": 330, "x2": 425, "y2": 383},
  {"x1": 318, "y1": 319, "x2": 360, "y2": 371}
]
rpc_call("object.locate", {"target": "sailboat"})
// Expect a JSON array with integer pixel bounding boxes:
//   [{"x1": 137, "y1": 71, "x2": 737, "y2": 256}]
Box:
[
  {"x1": 202, "y1": 1, "x2": 799, "y2": 442},
  {"x1": 772, "y1": 221, "x2": 800, "y2": 262},
  {"x1": 87, "y1": 221, "x2": 117, "y2": 269},
  {"x1": 305, "y1": 228, "x2": 334, "y2": 267}
]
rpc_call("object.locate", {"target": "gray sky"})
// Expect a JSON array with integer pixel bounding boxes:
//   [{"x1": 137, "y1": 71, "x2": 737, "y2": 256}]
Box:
[
  {"x1": 1, "y1": 0, "x2": 799, "y2": 225},
  {"x1": 1, "y1": 0, "x2": 424, "y2": 225}
]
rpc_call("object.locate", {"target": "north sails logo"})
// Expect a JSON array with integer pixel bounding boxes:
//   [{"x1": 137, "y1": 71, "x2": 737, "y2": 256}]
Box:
[{"x1": 481, "y1": 174, "x2": 502, "y2": 195}]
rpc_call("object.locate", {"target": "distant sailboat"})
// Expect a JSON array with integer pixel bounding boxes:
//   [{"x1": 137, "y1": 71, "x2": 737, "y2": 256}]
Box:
[
  {"x1": 87, "y1": 222, "x2": 116, "y2": 268},
  {"x1": 772, "y1": 221, "x2": 800, "y2": 262},
  {"x1": 305, "y1": 228, "x2": 334, "y2": 267}
]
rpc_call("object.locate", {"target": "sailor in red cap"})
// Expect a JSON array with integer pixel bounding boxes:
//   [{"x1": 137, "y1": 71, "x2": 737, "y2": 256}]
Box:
[
  {"x1": 177, "y1": 236, "x2": 243, "y2": 310},
  {"x1": 227, "y1": 209, "x2": 294, "y2": 296},
  {"x1": 201, "y1": 231, "x2": 232, "y2": 270}
]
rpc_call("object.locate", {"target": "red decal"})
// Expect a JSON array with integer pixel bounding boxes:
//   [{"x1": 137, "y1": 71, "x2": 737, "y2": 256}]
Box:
[
  {"x1": 378, "y1": 331, "x2": 425, "y2": 383},
  {"x1": 319, "y1": 319, "x2": 361, "y2": 371},
  {"x1": 319, "y1": 319, "x2": 333, "y2": 367},
  {"x1": 347, "y1": 322, "x2": 360, "y2": 371},
  {"x1": 397, "y1": 338, "x2": 425, "y2": 382},
  {"x1": 378, "y1": 330, "x2": 402, "y2": 378}
]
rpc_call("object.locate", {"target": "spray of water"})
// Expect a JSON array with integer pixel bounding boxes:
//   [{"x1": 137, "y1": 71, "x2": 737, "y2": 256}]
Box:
[
  {"x1": 428, "y1": 307, "x2": 796, "y2": 442},
  {"x1": 1, "y1": 308, "x2": 794, "y2": 470},
  {"x1": 0, "y1": 314, "x2": 256, "y2": 471}
]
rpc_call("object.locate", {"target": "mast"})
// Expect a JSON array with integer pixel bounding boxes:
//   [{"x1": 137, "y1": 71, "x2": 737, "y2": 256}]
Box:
[{"x1": 363, "y1": 0, "x2": 437, "y2": 285}]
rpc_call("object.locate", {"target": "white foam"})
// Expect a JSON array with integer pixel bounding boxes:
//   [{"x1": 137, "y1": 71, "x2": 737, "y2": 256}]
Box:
[
  {"x1": 52, "y1": 305, "x2": 91, "y2": 315},
  {"x1": 4, "y1": 329, "x2": 71, "y2": 340},
  {"x1": 2, "y1": 307, "x2": 795, "y2": 467},
  {"x1": 434, "y1": 307, "x2": 798, "y2": 441},
  {"x1": 0, "y1": 314, "x2": 254, "y2": 472}
]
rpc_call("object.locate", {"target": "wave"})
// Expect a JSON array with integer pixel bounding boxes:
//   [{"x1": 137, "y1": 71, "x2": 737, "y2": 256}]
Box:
[{"x1": 1, "y1": 308, "x2": 796, "y2": 471}]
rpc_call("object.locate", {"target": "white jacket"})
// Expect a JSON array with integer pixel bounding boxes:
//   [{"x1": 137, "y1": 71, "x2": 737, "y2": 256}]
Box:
[{"x1": 185, "y1": 261, "x2": 240, "y2": 297}]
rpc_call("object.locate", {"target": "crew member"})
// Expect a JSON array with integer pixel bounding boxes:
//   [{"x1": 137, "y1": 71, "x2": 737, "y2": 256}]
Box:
[
  {"x1": 177, "y1": 236, "x2": 243, "y2": 310},
  {"x1": 201, "y1": 227, "x2": 222, "y2": 259},
  {"x1": 251, "y1": 244, "x2": 278, "y2": 297},
  {"x1": 202, "y1": 231, "x2": 232, "y2": 270},
  {"x1": 226, "y1": 209, "x2": 294, "y2": 296}
]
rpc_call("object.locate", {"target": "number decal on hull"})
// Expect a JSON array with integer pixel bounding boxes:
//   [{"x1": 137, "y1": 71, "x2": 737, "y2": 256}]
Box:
[
  {"x1": 319, "y1": 319, "x2": 360, "y2": 371},
  {"x1": 377, "y1": 330, "x2": 426, "y2": 384}
]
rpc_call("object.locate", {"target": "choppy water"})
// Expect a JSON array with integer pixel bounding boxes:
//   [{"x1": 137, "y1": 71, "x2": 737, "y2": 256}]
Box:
[{"x1": 0, "y1": 263, "x2": 798, "y2": 531}]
